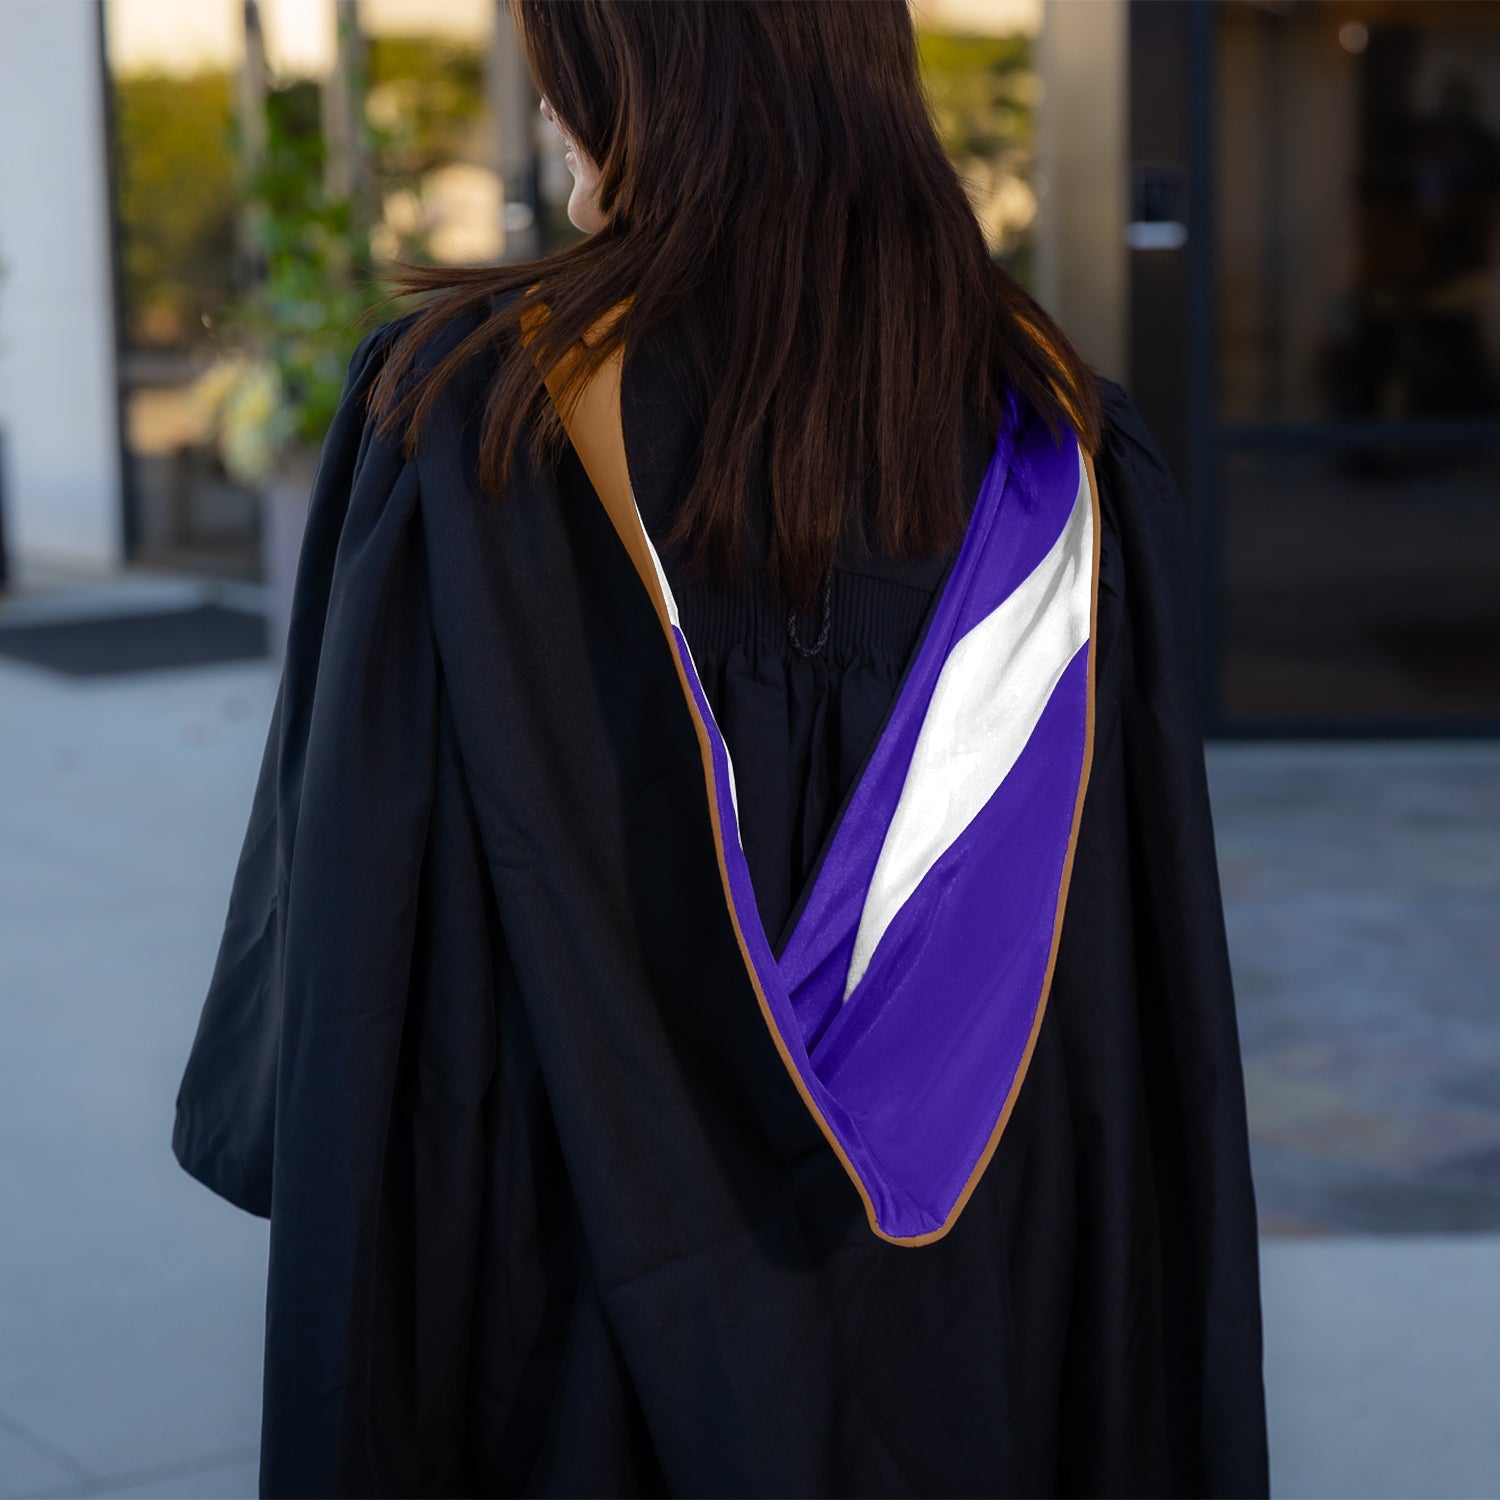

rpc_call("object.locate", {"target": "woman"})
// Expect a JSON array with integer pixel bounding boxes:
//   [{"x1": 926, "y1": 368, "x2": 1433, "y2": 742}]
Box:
[{"x1": 173, "y1": 2, "x2": 1268, "y2": 1495}]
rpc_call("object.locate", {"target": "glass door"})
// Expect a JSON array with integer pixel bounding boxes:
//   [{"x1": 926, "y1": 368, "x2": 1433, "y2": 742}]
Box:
[{"x1": 1212, "y1": 0, "x2": 1500, "y2": 732}]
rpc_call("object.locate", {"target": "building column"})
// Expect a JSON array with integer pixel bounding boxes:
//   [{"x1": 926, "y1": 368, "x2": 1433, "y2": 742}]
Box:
[
  {"x1": 0, "y1": 0, "x2": 125, "y2": 582},
  {"x1": 1036, "y1": 0, "x2": 1129, "y2": 385}
]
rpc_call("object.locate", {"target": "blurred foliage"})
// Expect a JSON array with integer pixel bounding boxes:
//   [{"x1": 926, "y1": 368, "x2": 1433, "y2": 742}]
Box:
[
  {"x1": 110, "y1": 36, "x2": 485, "y2": 356},
  {"x1": 917, "y1": 30, "x2": 1034, "y2": 158},
  {"x1": 130, "y1": 28, "x2": 500, "y2": 482},
  {"x1": 366, "y1": 35, "x2": 487, "y2": 178},
  {"x1": 219, "y1": 77, "x2": 378, "y2": 472},
  {"x1": 916, "y1": 28, "x2": 1039, "y2": 282},
  {"x1": 199, "y1": 48, "x2": 431, "y2": 484},
  {"x1": 112, "y1": 69, "x2": 238, "y2": 349}
]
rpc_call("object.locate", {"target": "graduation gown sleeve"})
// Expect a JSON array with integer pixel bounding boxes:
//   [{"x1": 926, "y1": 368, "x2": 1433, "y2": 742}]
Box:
[
  {"x1": 170, "y1": 314, "x2": 426, "y2": 1217},
  {"x1": 171, "y1": 311, "x2": 504, "y2": 1494},
  {"x1": 1102, "y1": 378, "x2": 1268, "y2": 1496},
  {"x1": 1033, "y1": 374, "x2": 1269, "y2": 1496}
]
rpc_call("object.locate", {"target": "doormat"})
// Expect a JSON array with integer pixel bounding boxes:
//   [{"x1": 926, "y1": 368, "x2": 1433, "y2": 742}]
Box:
[{"x1": 0, "y1": 603, "x2": 268, "y2": 678}]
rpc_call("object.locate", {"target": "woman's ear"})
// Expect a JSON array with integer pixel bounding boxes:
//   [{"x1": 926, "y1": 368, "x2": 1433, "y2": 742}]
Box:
[{"x1": 539, "y1": 95, "x2": 608, "y2": 234}]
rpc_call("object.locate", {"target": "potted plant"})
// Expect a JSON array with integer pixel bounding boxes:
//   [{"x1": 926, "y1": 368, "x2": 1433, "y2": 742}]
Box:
[{"x1": 192, "y1": 63, "x2": 429, "y2": 660}]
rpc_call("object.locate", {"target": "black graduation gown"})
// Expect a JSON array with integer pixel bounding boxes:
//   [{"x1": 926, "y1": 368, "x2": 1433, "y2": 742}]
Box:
[{"x1": 172, "y1": 302, "x2": 1268, "y2": 1499}]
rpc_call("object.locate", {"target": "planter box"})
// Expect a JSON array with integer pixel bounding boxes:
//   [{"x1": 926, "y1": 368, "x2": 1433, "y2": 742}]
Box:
[{"x1": 260, "y1": 457, "x2": 317, "y2": 664}]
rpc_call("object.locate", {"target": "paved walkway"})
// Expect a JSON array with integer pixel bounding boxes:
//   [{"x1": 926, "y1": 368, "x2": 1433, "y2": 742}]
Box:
[
  {"x1": 1209, "y1": 742, "x2": 1500, "y2": 1235},
  {"x1": 0, "y1": 617, "x2": 1497, "y2": 1496},
  {"x1": 0, "y1": 652, "x2": 271, "y2": 1498},
  {"x1": 1261, "y1": 1235, "x2": 1500, "y2": 1499}
]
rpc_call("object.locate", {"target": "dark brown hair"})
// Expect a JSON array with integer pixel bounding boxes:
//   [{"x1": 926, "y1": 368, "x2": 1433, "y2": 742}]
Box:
[{"x1": 364, "y1": 0, "x2": 1102, "y2": 612}]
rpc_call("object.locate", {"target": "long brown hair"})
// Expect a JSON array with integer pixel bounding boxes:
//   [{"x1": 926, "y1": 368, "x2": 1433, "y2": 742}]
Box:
[{"x1": 364, "y1": 0, "x2": 1102, "y2": 612}]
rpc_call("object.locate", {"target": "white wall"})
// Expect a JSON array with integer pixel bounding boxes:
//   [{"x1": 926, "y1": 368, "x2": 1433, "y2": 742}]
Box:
[{"x1": 0, "y1": 0, "x2": 124, "y2": 579}]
